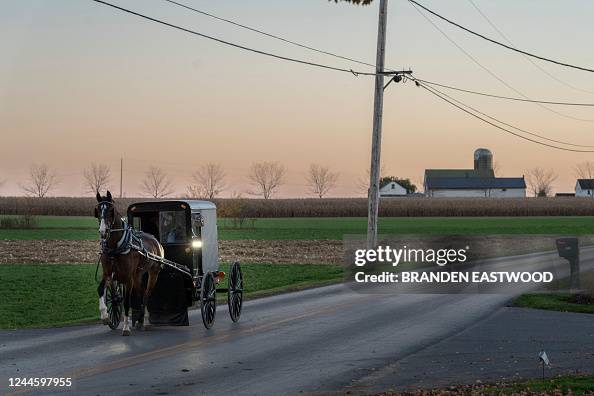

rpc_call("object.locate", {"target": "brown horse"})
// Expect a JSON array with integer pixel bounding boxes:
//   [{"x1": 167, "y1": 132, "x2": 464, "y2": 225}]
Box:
[{"x1": 95, "y1": 191, "x2": 163, "y2": 336}]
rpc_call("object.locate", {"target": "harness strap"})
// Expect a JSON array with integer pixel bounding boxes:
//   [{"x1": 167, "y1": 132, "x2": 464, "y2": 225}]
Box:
[{"x1": 101, "y1": 222, "x2": 133, "y2": 257}]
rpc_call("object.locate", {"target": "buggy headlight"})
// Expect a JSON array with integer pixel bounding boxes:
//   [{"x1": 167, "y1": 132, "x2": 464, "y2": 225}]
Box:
[{"x1": 191, "y1": 239, "x2": 203, "y2": 249}]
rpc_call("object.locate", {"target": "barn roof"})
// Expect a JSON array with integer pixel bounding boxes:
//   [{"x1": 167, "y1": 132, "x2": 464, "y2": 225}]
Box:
[
  {"x1": 425, "y1": 177, "x2": 526, "y2": 190},
  {"x1": 577, "y1": 179, "x2": 594, "y2": 189},
  {"x1": 424, "y1": 169, "x2": 494, "y2": 179}
]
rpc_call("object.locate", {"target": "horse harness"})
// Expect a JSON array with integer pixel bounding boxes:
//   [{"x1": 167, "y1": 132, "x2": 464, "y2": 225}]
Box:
[{"x1": 97, "y1": 200, "x2": 148, "y2": 270}]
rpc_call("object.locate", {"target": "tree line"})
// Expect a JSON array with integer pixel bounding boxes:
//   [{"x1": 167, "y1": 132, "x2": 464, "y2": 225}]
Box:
[
  {"x1": 7, "y1": 162, "x2": 341, "y2": 199},
  {"x1": 6, "y1": 161, "x2": 594, "y2": 198}
]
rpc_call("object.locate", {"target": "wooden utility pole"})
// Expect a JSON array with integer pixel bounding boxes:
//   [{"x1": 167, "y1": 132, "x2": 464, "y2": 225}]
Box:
[
  {"x1": 119, "y1": 157, "x2": 123, "y2": 198},
  {"x1": 367, "y1": 0, "x2": 388, "y2": 249}
]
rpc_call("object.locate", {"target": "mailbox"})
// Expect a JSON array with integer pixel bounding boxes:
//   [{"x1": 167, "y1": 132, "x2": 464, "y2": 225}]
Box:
[
  {"x1": 555, "y1": 237, "x2": 580, "y2": 290},
  {"x1": 556, "y1": 238, "x2": 579, "y2": 260}
]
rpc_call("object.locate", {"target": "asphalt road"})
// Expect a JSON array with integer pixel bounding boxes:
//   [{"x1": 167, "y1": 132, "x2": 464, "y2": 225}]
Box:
[
  {"x1": 1, "y1": 250, "x2": 592, "y2": 396},
  {"x1": 348, "y1": 307, "x2": 594, "y2": 394}
]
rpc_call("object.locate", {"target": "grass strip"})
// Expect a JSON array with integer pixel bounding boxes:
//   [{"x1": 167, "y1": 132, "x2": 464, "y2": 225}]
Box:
[{"x1": 0, "y1": 263, "x2": 343, "y2": 329}]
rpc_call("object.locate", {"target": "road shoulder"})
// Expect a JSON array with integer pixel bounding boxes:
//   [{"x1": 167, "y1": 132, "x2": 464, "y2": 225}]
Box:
[{"x1": 345, "y1": 307, "x2": 594, "y2": 394}]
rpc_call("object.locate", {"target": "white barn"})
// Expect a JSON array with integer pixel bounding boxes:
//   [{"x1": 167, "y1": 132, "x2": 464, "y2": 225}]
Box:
[
  {"x1": 425, "y1": 177, "x2": 526, "y2": 198},
  {"x1": 575, "y1": 179, "x2": 594, "y2": 197},
  {"x1": 379, "y1": 181, "x2": 408, "y2": 197},
  {"x1": 423, "y1": 149, "x2": 526, "y2": 198}
]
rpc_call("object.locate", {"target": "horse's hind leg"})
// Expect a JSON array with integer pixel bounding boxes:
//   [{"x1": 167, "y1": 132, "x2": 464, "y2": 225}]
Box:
[
  {"x1": 142, "y1": 268, "x2": 160, "y2": 331},
  {"x1": 97, "y1": 277, "x2": 109, "y2": 325},
  {"x1": 122, "y1": 281, "x2": 133, "y2": 336}
]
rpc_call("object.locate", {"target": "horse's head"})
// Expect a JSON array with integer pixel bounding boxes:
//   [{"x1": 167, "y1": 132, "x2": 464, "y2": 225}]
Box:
[{"x1": 95, "y1": 190, "x2": 117, "y2": 239}]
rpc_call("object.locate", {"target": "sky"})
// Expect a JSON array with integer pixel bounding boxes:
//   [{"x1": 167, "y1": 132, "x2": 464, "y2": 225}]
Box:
[{"x1": 1, "y1": 0, "x2": 594, "y2": 198}]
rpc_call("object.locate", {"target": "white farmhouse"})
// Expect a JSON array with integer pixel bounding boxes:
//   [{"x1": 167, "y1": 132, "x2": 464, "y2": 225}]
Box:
[
  {"x1": 575, "y1": 179, "x2": 594, "y2": 197},
  {"x1": 379, "y1": 180, "x2": 408, "y2": 197}
]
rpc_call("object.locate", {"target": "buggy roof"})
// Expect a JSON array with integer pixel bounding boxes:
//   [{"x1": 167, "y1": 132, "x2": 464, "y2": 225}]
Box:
[{"x1": 128, "y1": 200, "x2": 216, "y2": 213}]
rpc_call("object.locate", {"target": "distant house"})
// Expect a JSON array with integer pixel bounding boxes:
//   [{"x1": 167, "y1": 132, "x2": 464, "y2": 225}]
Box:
[
  {"x1": 424, "y1": 148, "x2": 526, "y2": 198},
  {"x1": 575, "y1": 179, "x2": 594, "y2": 197},
  {"x1": 380, "y1": 180, "x2": 407, "y2": 197}
]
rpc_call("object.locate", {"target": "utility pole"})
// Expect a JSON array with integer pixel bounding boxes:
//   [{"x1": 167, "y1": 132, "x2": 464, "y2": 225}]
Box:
[
  {"x1": 119, "y1": 157, "x2": 123, "y2": 198},
  {"x1": 367, "y1": 0, "x2": 388, "y2": 249}
]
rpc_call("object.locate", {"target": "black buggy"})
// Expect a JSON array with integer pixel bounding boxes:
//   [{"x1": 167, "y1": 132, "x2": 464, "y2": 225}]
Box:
[{"x1": 104, "y1": 200, "x2": 243, "y2": 329}]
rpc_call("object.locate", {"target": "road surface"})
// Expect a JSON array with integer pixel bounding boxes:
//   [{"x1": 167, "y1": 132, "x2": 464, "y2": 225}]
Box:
[{"x1": 1, "y1": 249, "x2": 592, "y2": 396}]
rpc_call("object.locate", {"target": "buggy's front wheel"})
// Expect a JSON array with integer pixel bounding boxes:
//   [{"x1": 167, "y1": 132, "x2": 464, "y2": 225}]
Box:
[
  {"x1": 105, "y1": 281, "x2": 123, "y2": 330},
  {"x1": 200, "y1": 272, "x2": 216, "y2": 329}
]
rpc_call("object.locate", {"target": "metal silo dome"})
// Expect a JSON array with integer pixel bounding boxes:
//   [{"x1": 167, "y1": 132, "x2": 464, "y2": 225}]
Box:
[{"x1": 474, "y1": 148, "x2": 493, "y2": 171}]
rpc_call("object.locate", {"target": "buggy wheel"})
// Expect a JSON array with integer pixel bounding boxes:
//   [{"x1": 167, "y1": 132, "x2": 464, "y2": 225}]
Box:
[
  {"x1": 105, "y1": 281, "x2": 123, "y2": 330},
  {"x1": 227, "y1": 262, "x2": 243, "y2": 322},
  {"x1": 200, "y1": 272, "x2": 216, "y2": 329}
]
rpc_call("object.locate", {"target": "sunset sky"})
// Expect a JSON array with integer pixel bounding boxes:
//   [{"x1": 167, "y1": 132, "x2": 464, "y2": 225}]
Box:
[{"x1": 2, "y1": 0, "x2": 594, "y2": 198}]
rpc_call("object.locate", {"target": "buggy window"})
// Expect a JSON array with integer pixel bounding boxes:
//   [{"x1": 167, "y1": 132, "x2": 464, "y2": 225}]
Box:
[
  {"x1": 159, "y1": 211, "x2": 187, "y2": 244},
  {"x1": 191, "y1": 213, "x2": 203, "y2": 237}
]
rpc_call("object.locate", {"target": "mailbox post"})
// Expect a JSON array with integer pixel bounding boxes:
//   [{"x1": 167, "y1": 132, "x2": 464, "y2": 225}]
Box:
[{"x1": 555, "y1": 238, "x2": 580, "y2": 290}]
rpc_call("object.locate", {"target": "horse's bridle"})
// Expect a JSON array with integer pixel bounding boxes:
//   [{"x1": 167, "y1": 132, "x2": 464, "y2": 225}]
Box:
[{"x1": 97, "y1": 201, "x2": 125, "y2": 241}]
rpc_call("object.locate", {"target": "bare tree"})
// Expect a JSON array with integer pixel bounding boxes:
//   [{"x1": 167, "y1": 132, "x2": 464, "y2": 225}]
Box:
[
  {"x1": 20, "y1": 164, "x2": 58, "y2": 197},
  {"x1": 526, "y1": 167, "x2": 557, "y2": 197},
  {"x1": 574, "y1": 161, "x2": 594, "y2": 180},
  {"x1": 248, "y1": 161, "x2": 286, "y2": 199},
  {"x1": 83, "y1": 163, "x2": 111, "y2": 194},
  {"x1": 187, "y1": 163, "x2": 226, "y2": 199},
  {"x1": 356, "y1": 164, "x2": 387, "y2": 194},
  {"x1": 306, "y1": 164, "x2": 339, "y2": 198},
  {"x1": 141, "y1": 166, "x2": 173, "y2": 198}
]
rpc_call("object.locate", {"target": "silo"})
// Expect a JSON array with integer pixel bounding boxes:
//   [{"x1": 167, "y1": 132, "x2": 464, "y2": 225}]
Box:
[{"x1": 474, "y1": 148, "x2": 493, "y2": 171}]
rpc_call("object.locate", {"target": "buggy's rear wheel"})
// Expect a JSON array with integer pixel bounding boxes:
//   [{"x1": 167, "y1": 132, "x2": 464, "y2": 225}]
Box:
[
  {"x1": 106, "y1": 281, "x2": 123, "y2": 330},
  {"x1": 200, "y1": 272, "x2": 216, "y2": 329},
  {"x1": 227, "y1": 262, "x2": 243, "y2": 322}
]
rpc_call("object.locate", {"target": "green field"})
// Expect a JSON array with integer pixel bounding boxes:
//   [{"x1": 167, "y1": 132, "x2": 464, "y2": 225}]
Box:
[
  {"x1": 2, "y1": 215, "x2": 594, "y2": 240},
  {"x1": 513, "y1": 293, "x2": 594, "y2": 314},
  {"x1": 482, "y1": 374, "x2": 594, "y2": 395},
  {"x1": 0, "y1": 263, "x2": 343, "y2": 329}
]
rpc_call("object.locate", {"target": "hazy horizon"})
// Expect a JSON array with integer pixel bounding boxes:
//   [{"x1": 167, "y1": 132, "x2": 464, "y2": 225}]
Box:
[{"x1": 2, "y1": 0, "x2": 594, "y2": 198}]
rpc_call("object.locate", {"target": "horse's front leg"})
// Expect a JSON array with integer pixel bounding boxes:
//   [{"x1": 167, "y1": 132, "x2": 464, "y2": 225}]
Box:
[
  {"x1": 122, "y1": 280, "x2": 133, "y2": 336},
  {"x1": 97, "y1": 276, "x2": 109, "y2": 325}
]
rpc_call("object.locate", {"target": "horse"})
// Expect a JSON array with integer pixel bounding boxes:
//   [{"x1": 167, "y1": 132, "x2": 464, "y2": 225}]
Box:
[{"x1": 95, "y1": 191, "x2": 163, "y2": 336}]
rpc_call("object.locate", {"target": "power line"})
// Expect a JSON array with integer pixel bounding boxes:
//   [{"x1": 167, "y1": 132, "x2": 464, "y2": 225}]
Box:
[
  {"x1": 466, "y1": 0, "x2": 594, "y2": 95},
  {"x1": 162, "y1": 0, "x2": 381, "y2": 71},
  {"x1": 414, "y1": 77, "x2": 594, "y2": 107},
  {"x1": 408, "y1": 0, "x2": 594, "y2": 73},
  {"x1": 410, "y1": 77, "x2": 594, "y2": 148},
  {"x1": 413, "y1": 80, "x2": 594, "y2": 153},
  {"x1": 91, "y1": 0, "x2": 386, "y2": 77},
  {"x1": 408, "y1": 1, "x2": 594, "y2": 123}
]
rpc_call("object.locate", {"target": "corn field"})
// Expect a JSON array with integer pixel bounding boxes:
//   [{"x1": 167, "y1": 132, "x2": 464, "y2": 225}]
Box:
[{"x1": 0, "y1": 196, "x2": 593, "y2": 217}]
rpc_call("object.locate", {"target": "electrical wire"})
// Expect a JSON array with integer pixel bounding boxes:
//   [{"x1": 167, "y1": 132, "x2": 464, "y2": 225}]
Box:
[
  {"x1": 162, "y1": 0, "x2": 381, "y2": 71},
  {"x1": 409, "y1": 77, "x2": 594, "y2": 148},
  {"x1": 408, "y1": 1, "x2": 594, "y2": 123},
  {"x1": 413, "y1": 79, "x2": 594, "y2": 153},
  {"x1": 414, "y1": 78, "x2": 594, "y2": 106},
  {"x1": 466, "y1": 0, "x2": 594, "y2": 95},
  {"x1": 409, "y1": 0, "x2": 594, "y2": 73},
  {"x1": 166, "y1": 0, "x2": 594, "y2": 110},
  {"x1": 91, "y1": 0, "x2": 381, "y2": 77}
]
